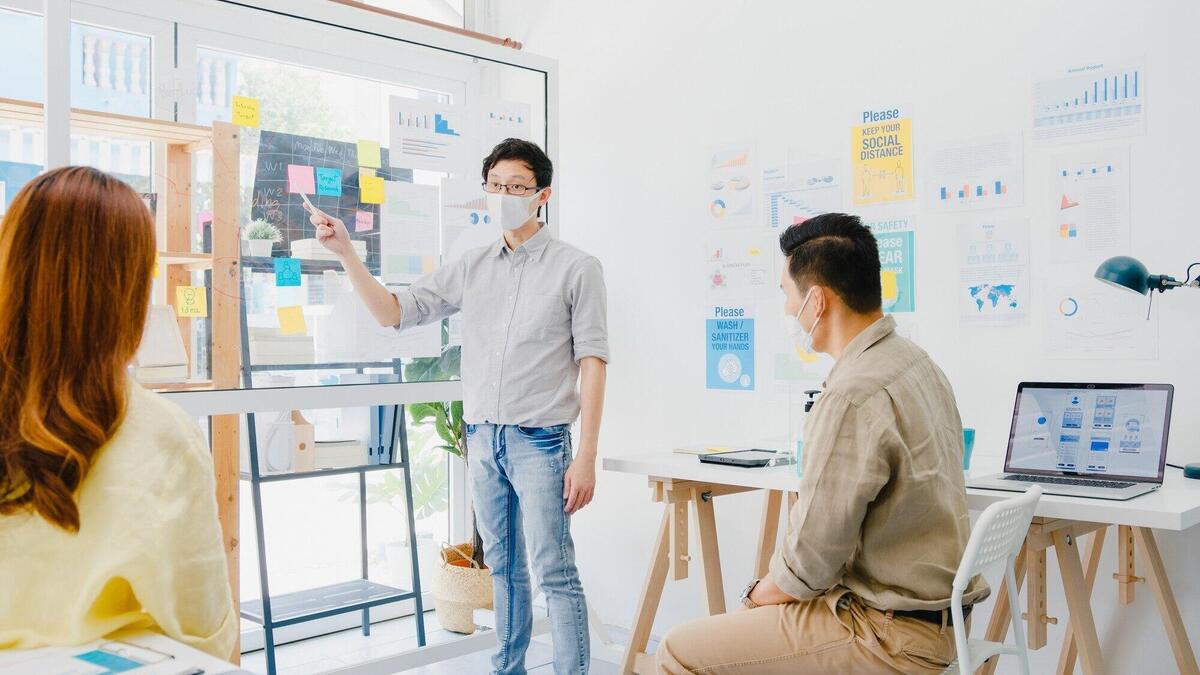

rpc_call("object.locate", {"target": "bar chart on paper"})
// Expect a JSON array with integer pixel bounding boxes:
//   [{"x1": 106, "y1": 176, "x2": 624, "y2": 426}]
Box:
[
  {"x1": 927, "y1": 134, "x2": 1023, "y2": 211},
  {"x1": 761, "y1": 159, "x2": 841, "y2": 228},
  {"x1": 938, "y1": 180, "x2": 1008, "y2": 201},
  {"x1": 766, "y1": 188, "x2": 834, "y2": 228},
  {"x1": 1032, "y1": 63, "x2": 1145, "y2": 141},
  {"x1": 389, "y1": 96, "x2": 467, "y2": 171}
]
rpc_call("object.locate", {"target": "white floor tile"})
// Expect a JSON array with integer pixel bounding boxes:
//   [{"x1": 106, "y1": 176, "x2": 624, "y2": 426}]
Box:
[{"x1": 241, "y1": 613, "x2": 619, "y2": 674}]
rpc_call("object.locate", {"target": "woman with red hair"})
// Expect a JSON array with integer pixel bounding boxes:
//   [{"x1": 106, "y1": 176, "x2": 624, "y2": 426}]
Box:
[{"x1": 0, "y1": 167, "x2": 236, "y2": 659}]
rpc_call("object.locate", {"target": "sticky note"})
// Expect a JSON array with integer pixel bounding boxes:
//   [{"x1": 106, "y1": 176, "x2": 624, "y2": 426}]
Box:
[
  {"x1": 315, "y1": 167, "x2": 342, "y2": 197},
  {"x1": 881, "y1": 270, "x2": 899, "y2": 301},
  {"x1": 274, "y1": 257, "x2": 302, "y2": 287},
  {"x1": 355, "y1": 210, "x2": 374, "y2": 232},
  {"x1": 360, "y1": 174, "x2": 385, "y2": 205},
  {"x1": 231, "y1": 96, "x2": 260, "y2": 127},
  {"x1": 794, "y1": 343, "x2": 820, "y2": 364},
  {"x1": 278, "y1": 306, "x2": 307, "y2": 336},
  {"x1": 288, "y1": 165, "x2": 316, "y2": 194},
  {"x1": 175, "y1": 286, "x2": 208, "y2": 317},
  {"x1": 153, "y1": 255, "x2": 159, "y2": 279},
  {"x1": 356, "y1": 140, "x2": 382, "y2": 169}
]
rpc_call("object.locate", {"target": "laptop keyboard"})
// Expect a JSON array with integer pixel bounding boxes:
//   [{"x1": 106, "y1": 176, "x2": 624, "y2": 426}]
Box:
[{"x1": 1003, "y1": 474, "x2": 1135, "y2": 489}]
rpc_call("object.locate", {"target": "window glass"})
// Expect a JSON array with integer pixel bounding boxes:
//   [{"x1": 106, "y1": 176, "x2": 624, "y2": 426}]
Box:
[{"x1": 0, "y1": 9, "x2": 152, "y2": 199}]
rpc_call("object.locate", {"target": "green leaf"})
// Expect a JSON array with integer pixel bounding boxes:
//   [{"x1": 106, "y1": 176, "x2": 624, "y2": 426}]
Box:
[
  {"x1": 408, "y1": 402, "x2": 438, "y2": 424},
  {"x1": 442, "y1": 346, "x2": 462, "y2": 379},
  {"x1": 409, "y1": 453, "x2": 449, "y2": 519},
  {"x1": 404, "y1": 357, "x2": 443, "y2": 383}
]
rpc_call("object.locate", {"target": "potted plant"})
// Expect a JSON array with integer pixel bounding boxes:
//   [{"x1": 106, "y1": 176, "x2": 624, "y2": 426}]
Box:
[
  {"x1": 243, "y1": 219, "x2": 281, "y2": 257},
  {"x1": 405, "y1": 337, "x2": 493, "y2": 633}
]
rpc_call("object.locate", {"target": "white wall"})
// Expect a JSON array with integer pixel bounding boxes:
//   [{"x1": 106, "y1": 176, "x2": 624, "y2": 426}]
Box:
[{"x1": 496, "y1": 2, "x2": 1200, "y2": 671}]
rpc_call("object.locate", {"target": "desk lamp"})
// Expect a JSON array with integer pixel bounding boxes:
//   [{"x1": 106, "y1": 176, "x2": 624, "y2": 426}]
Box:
[{"x1": 1094, "y1": 255, "x2": 1200, "y2": 477}]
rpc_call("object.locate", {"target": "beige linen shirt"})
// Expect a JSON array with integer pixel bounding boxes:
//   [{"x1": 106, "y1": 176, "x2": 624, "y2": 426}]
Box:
[{"x1": 769, "y1": 315, "x2": 989, "y2": 611}]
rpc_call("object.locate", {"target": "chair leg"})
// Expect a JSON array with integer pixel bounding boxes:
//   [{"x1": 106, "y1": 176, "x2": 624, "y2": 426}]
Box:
[{"x1": 1005, "y1": 565, "x2": 1031, "y2": 675}]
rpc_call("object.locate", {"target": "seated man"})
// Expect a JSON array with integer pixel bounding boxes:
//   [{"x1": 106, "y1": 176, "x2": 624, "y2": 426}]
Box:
[{"x1": 657, "y1": 213, "x2": 988, "y2": 674}]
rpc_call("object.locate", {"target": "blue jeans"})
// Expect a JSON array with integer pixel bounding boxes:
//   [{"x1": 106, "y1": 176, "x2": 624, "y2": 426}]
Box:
[{"x1": 466, "y1": 423, "x2": 589, "y2": 675}]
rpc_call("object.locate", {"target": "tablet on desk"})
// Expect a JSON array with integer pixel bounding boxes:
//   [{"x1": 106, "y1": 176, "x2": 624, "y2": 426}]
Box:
[{"x1": 699, "y1": 449, "x2": 781, "y2": 468}]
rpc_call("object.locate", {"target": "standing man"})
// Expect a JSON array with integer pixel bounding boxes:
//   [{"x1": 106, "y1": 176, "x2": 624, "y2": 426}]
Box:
[
  {"x1": 309, "y1": 139, "x2": 608, "y2": 675},
  {"x1": 656, "y1": 213, "x2": 986, "y2": 674}
]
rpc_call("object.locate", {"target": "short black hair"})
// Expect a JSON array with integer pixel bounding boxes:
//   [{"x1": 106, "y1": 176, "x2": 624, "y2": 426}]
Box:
[
  {"x1": 779, "y1": 213, "x2": 882, "y2": 314},
  {"x1": 481, "y1": 138, "x2": 552, "y2": 188}
]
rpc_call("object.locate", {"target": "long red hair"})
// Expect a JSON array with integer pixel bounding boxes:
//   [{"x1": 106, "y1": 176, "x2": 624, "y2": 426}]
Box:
[{"x1": 0, "y1": 166, "x2": 155, "y2": 531}]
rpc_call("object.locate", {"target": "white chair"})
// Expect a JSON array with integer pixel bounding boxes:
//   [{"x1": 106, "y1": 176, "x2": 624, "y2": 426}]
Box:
[{"x1": 944, "y1": 485, "x2": 1042, "y2": 675}]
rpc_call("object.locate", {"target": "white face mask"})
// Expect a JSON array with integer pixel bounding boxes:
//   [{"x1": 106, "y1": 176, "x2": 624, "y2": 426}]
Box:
[
  {"x1": 487, "y1": 190, "x2": 541, "y2": 231},
  {"x1": 783, "y1": 288, "x2": 822, "y2": 355}
]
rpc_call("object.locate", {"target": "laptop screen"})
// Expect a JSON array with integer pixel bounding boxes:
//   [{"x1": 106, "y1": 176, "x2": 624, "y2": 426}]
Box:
[{"x1": 1005, "y1": 382, "x2": 1173, "y2": 482}]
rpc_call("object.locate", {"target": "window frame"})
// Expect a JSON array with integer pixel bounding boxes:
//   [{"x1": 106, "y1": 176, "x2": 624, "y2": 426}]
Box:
[{"x1": 8, "y1": 0, "x2": 556, "y2": 650}]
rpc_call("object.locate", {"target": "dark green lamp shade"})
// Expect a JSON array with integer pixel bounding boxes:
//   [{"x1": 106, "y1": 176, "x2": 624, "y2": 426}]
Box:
[{"x1": 1095, "y1": 256, "x2": 1151, "y2": 296}]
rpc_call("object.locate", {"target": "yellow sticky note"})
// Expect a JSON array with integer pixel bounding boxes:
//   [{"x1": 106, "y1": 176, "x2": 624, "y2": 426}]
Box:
[
  {"x1": 278, "y1": 306, "x2": 307, "y2": 336},
  {"x1": 175, "y1": 286, "x2": 208, "y2": 317},
  {"x1": 231, "y1": 96, "x2": 260, "y2": 127},
  {"x1": 881, "y1": 270, "x2": 899, "y2": 301},
  {"x1": 357, "y1": 140, "x2": 382, "y2": 169},
  {"x1": 360, "y1": 175, "x2": 385, "y2": 205},
  {"x1": 153, "y1": 255, "x2": 159, "y2": 279},
  {"x1": 794, "y1": 345, "x2": 820, "y2": 364}
]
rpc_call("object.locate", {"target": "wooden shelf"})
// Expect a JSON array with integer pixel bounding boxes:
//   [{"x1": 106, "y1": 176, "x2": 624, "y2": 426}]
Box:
[
  {"x1": 158, "y1": 251, "x2": 214, "y2": 271},
  {"x1": 0, "y1": 97, "x2": 211, "y2": 146}
]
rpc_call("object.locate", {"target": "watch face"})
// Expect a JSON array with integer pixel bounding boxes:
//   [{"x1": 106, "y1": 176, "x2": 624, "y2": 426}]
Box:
[{"x1": 741, "y1": 579, "x2": 759, "y2": 605}]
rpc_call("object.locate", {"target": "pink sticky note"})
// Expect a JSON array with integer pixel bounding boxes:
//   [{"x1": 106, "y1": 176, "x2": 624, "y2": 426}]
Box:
[
  {"x1": 287, "y1": 164, "x2": 316, "y2": 194},
  {"x1": 355, "y1": 210, "x2": 374, "y2": 232}
]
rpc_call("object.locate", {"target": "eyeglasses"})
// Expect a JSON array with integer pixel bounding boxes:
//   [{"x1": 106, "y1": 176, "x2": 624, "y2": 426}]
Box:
[{"x1": 482, "y1": 181, "x2": 541, "y2": 196}]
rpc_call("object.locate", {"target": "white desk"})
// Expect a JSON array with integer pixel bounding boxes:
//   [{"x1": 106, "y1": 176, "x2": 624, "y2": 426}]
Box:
[
  {"x1": 604, "y1": 452, "x2": 1200, "y2": 675},
  {"x1": 0, "y1": 628, "x2": 241, "y2": 674}
]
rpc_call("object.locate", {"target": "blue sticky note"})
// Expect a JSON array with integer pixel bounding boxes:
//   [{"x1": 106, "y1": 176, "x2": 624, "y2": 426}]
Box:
[
  {"x1": 274, "y1": 257, "x2": 302, "y2": 287},
  {"x1": 315, "y1": 167, "x2": 343, "y2": 197}
]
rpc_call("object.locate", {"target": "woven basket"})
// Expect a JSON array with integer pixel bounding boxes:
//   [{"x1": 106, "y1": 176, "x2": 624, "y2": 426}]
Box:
[{"x1": 432, "y1": 542, "x2": 493, "y2": 635}]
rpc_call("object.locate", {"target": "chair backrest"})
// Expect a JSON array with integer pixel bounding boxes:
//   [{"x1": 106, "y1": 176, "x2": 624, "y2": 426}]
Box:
[{"x1": 953, "y1": 486, "x2": 1042, "y2": 591}]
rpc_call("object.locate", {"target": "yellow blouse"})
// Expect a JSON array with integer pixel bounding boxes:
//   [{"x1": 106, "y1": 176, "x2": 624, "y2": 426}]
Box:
[{"x1": 0, "y1": 379, "x2": 237, "y2": 659}]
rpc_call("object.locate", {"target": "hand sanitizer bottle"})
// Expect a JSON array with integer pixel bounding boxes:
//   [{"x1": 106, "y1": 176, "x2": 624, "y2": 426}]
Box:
[{"x1": 796, "y1": 389, "x2": 821, "y2": 477}]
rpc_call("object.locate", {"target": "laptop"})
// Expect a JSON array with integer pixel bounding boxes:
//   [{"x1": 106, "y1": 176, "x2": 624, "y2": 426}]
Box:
[{"x1": 967, "y1": 382, "x2": 1173, "y2": 501}]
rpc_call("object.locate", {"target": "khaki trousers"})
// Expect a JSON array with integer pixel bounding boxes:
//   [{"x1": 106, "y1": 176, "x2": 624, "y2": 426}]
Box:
[{"x1": 655, "y1": 591, "x2": 958, "y2": 674}]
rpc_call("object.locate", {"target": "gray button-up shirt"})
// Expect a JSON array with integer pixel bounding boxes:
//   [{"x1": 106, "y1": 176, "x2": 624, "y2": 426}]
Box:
[{"x1": 393, "y1": 225, "x2": 609, "y2": 427}]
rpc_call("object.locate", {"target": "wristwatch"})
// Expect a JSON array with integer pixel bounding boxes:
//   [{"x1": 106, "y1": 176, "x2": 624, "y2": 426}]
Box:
[{"x1": 740, "y1": 578, "x2": 762, "y2": 609}]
